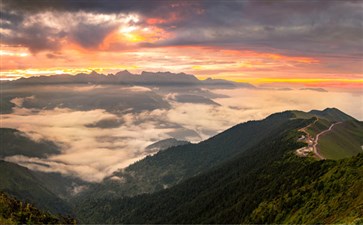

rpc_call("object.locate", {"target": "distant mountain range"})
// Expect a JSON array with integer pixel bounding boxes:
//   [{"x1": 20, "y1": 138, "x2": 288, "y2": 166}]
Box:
[
  {"x1": 0, "y1": 108, "x2": 362, "y2": 223},
  {"x1": 300, "y1": 87, "x2": 328, "y2": 92},
  {"x1": 7, "y1": 70, "x2": 255, "y2": 88}
]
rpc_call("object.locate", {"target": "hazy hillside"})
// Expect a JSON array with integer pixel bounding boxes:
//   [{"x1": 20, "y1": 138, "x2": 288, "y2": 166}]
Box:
[
  {"x1": 0, "y1": 161, "x2": 69, "y2": 214},
  {"x1": 145, "y1": 138, "x2": 190, "y2": 154},
  {"x1": 74, "y1": 111, "x2": 310, "y2": 200},
  {"x1": 0, "y1": 128, "x2": 60, "y2": 158}
]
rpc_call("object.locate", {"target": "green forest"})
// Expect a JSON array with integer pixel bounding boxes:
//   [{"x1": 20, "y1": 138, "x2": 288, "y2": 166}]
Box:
[{"x1": 0, "y1": 192, "x2": 75, "y2": 224}]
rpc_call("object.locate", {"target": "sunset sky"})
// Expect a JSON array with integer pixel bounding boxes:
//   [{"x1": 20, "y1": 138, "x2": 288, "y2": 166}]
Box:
[{"x1": 1, "y1": 0, "x2": 362, "y2": 89}]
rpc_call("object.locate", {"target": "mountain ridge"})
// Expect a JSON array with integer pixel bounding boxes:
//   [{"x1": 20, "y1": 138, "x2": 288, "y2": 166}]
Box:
[
  {"x1": 7, "y1": 70, "x2": 255, "y2": 88},
  {"x1": 74, "y1": 113, "x2": 363, "y2": 224}
]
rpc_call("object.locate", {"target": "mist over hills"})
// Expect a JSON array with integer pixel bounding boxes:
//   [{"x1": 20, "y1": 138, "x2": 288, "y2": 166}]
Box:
[
  {"x1": 0, "y1": 128, "x2": 60, "y2": 158},
  {"x1": 73, "y1": 108, "x2": 362, "y2": 224},
  {"x1": 1, "y1": 71, "x2": 362, "y2": 224},
  {"x1": 1, "y1": 0, "x2": 362, "y2": 223},
  {"x1": 0, "y1": 71, "x2": 253, "y2": 116},
  {"x1": 0, "y1": 107, "x2": 362, "y2": 223}
]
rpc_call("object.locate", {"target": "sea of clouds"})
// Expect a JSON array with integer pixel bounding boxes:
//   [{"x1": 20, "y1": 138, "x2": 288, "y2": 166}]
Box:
[{"x1": 1, "y1": 86, "x2": 362, "y2": 182}]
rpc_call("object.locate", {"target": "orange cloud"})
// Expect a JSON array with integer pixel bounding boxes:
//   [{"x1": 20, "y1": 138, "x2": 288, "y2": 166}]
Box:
[
  {"x1": 1, "y1": 43, "x2": 361, "y2": 90},
  {"x1": 98, "y1": 25, "x2": 171, "y2": 51},
  {"x1": 147, "y1": 18, "x2": 168, "y2": 25}
]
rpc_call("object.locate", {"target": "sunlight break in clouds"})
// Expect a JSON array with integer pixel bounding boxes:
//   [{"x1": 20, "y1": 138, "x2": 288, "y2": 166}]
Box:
[{"x1": 1, "y1": 0, "x2": 362, "y2": 89}]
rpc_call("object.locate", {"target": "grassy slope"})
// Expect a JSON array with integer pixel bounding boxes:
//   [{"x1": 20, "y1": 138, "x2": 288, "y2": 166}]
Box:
[
  {"x1": 306, "y1": 118, "x2": 331, "y2": 137},
  {"x1": 318, "y1": 121, "x2": 363, "y2": 159},
  {"x1": 0, "y1": 192, "x2": 75, "y2": 224}
]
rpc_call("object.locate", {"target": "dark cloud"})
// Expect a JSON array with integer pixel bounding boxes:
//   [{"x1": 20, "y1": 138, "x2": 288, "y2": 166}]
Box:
[
  {"x1": 1, "y1": 0, "x2": 178, "y2": 14},
  {"x1": 1, "y1": 23, "x2": 65, "y2": 53},
  {"x1": 1, "y1": 0, "x2": 362, "y2": 58},
  {"x1": 70, "y1": 22, "x2": 117, "y2": 48},
  {"x1": 0, "y1": 11, "x2": 24, "y2": 29},
  {"x1": 153, "y1": 0, "x2": 363, "y2": 57}
]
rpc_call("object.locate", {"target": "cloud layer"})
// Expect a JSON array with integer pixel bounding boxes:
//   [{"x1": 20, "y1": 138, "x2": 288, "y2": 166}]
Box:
[{"x1": 1, "y1": 86, "x2": 362, "y2": 182}]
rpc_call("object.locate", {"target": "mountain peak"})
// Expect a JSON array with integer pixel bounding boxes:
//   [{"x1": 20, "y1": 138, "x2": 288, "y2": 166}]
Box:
[
  {"x1": 115, "y1": 70, "x2": 133, "y2": 76},
  {"x1": 89, "y1": 70, "x2": 100, "y2": 76},
  {"x1": 309, "y1": 107, "x2": 356, "y2": 122}
]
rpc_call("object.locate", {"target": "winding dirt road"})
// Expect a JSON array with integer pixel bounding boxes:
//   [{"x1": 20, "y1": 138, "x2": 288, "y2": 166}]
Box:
[{"x1": 313, "y1": 122, "x2": 343, "y2": 159}]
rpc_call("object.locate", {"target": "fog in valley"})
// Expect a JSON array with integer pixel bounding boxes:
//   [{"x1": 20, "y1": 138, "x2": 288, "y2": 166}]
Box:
[{"x1": 1, "y1": 83, "x2": 362, "y2": 182}]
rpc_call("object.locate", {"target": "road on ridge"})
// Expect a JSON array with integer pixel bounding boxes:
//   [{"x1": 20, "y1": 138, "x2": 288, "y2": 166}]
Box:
[{"x1": 313, "y1": 122, "x2": 343, "y2": 159}]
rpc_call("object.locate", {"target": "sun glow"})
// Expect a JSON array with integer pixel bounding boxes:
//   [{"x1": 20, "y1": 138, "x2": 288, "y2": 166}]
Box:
[{"x1": 0, "y1": 50, "x2": 29, "y2": 57}]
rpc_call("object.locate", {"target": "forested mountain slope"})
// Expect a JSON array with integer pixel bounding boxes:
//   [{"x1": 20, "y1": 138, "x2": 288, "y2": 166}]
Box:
[
  {"x1": 0, "y1": 161, "x2": 72, "y2": 214},
  {"x1": 75, "y1": 111, "x2": 308, "y2": 200},
  {"x1": 75, "y1": 118, "x2": 363, "y2": 224}
]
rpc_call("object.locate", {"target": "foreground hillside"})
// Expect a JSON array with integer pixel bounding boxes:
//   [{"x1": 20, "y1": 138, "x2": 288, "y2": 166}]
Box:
[
  {"x1": 74, "y1": 109, "x2": 363, "y2": 224},
  {"x1": 0, "y1": 192, "x2": 75, "y2": 224},
  {"x1": 76, "y1": 108, "x2": 362, "y2": 203},
  {"x1": 0, "y1": 161, "x2": 72, "y2": 214},
  {"x1": 76, "y1": 130, "x2": 363, "y2": 224}
]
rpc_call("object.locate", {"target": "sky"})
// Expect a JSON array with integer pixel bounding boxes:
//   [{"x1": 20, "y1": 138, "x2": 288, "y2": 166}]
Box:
[{"x1": 1, "y1": 0, "x2": 363, "y2": 89}]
